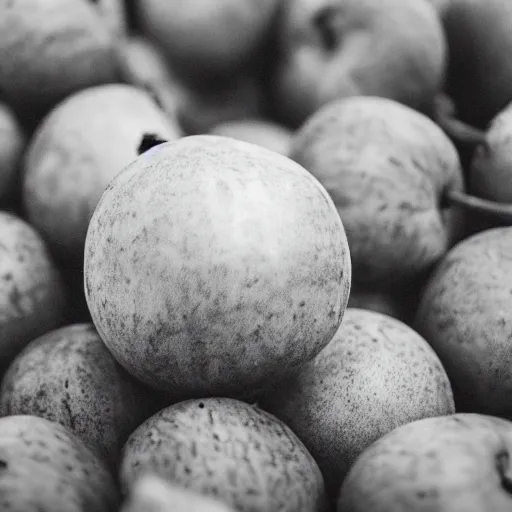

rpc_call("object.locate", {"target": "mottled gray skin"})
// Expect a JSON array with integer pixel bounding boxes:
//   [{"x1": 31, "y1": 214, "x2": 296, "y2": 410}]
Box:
[
  {"x1": 137, "y1": 0, "x2": 280, "y2": 81},
  {"x1": 210, "y1": 120, "x2": 293, "y2": 157},
  {"x1": 0, "y1": 414, "x2": 118, "y2": 512},
  {"x1": 415, "y1": 227, "x2": 512, "y2": 416},
  {"x1": 443, "y1": 0, "x2": 512, "y2": 128},
  {"x1": 261, "y1": 308, "x2": 454, "y2": 500},
  {"x1": 291, "y1": 96, "x2": 464, "y2": 291},
  {"x1": 23, "y1": 84, "x2": 181, "y2": 268},
  {"x1": 120, "y1": 398, "x2": 328, "y2": 512},
  {"x1": 0, "y1": 0, "x2": 122, "y2": 124},
  {"x1": 338, "y1": 414, "x2": 512, "y2": 512},
  {"x1": 0, "y1": 212, "x2": 66, "y2": 371},
  {"x1": 272, "y1": 0, "x2": 446, "y2": 127},
  {"x1": 0, "y1": 102, "x2": 25, "y2": 204},
  {"x1": 470, "y1": 102, "x2": 512, "y2": 203},
  {"x1": 0, "y1": 323, "x2": 165, "y2": 468},
  {"x1": 84, "y1": 135, "x2": 351, "y2": 397}
]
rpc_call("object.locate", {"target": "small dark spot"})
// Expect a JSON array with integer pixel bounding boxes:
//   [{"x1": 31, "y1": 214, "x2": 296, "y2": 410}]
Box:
[
  {"x1": 0, "y1": 460, "x2": 7, "y2": 469},
  {"x1": 138, "y1": 134, "x2": 168, "y2": 155},
  {"x1": 299, "y1": 301, "x2": 306, "y2": 307},
  {"x1": 64, "y1": 379, "x2": 69, "y2": 389},
  {"x1": 198, "y1": 402, "x2": 204, "y2": 409}
]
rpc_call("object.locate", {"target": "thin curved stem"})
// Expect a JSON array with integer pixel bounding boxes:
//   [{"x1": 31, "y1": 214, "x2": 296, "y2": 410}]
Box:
[{"x1": 446, "y1": 189, "x2": 512, "y2": 224}]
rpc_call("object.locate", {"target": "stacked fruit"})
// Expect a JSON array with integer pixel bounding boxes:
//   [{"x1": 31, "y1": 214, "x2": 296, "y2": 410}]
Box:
[{"x1": 2, "y1": 1, "x2": 512, "y2": 511}]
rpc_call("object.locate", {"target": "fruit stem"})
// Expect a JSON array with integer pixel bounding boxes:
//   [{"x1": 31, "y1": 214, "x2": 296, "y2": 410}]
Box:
[
  {"x1": 138, "y1": 134, "x2": 169, "y2": 155},
  {"x1": 445, "y1": 189, "x2": 512, "y2": 224},
  {"x1": 437, "y1": 116, "x2": 489, "y2": 152},
  {"x1": 432, "y1": 94, "x2": 489, "y2": 152}
]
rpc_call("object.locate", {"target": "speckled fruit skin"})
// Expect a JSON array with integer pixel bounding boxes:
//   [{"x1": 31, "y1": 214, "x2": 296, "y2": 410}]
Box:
[
  {"x1": 470, "y1": 102, "x2": 512, "y2": 203},
  {"x1": 210, "y1": 120, "x2": 293, "y2": 156},
  {"x1": 261, "y1": 308, "x2": 454, "y2": 499},
  {"x1": 0, "y1": 323, "x2": 164, "y2": 468},
  {"x1": 84, "y1": 135, "x2": 351, "y2": 397},
  {"x1": 120, "y1": 398, "x2": 328, "y2": 512},
  {"x1": 137, "y1": 0, "x2": 279, "y2": 81},
  {"x1": 23, "y1": 84, "x2": 181, "y2": 268},
  {"x1": 415, "y1": 227, "x2": 512, "y2": 416},
  {"x1": 123, "y1": 475, "x2": 237, "y2": 512},
  {"x1": 290, "y1": 96, "x2": 464, "y2": 291},
  {"x1": 0, "y1": 212, "x2": 66, "y2": 371},
  {"x1": 272, "y1": 0, "x2": 446, "y2": 127},
  {"x1": 0, "y1": 0, "x2": 122, "y2": 124},
  {"x1": 0, "y1": 414, "x2": 118, "y2": 512},
  {"x1": 0, "y1": 102, "x2": 25, "y2": 203},
  {"x1": 338, "y1": 414, "x2": 512, "y2": 512}
]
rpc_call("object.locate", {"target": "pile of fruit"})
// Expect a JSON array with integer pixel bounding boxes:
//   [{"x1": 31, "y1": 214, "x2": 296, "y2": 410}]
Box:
[{"x1": 2, "y1": 0, "x2": 512, "y2": 510}]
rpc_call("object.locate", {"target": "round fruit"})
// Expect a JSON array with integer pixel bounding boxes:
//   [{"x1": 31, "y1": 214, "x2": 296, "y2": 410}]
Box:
[
  {"x1": 0, "y1": 211, "x2": 66, "y2": 371},
  {"x1": 136, "y1": 0, "x2": 279, "y2": 81},
  {"x1": 23, "y1": 84, "x2": 181, "y2": 268},
  {"x1": 338, "y1": 413, "x2": 512, "y2": 512},
  {"x1": 272, "y1": 0, "x2": 446, "y2": 127},
  {"x1": 290, "y1": 96, "x2": 464, "y2": 291},
  {"x1": 0, "y1": 414, "x2": 118, "y2": 512},
  {"x1": 0, "y1": 323, "x2": 164, "y2": 468},
  {"x1": 0, "y1": 0, "x2": 122, "y2": 124},
  {"x1": 261, "y1": 308, "x2": 454, "y2": 499},
  {"x1": 120, "y1": 397, "x2": 327, "y2": 512},
  {"x1": 415, "y1": 227, "x2": 512, "y2": 415},
  {"x1": 84, "y1": 135, "x2": 351, "y2": 397}
]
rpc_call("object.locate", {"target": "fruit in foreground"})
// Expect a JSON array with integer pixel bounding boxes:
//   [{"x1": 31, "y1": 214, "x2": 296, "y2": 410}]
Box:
[
  {"x1": 0, "y1": 414, "x2": 118, "y2": 512},
  {"x1": 261, "y1": 308, "x2": 455, "y2": 499},
  {"x1": 415, "y1": 227, "x2": 512, "y2": 415},
  {"x1": 84, "y1": 135, "x2": 351, "y2": 397},
  {"x1": 23, "y1": 84, "x2": 181, "y2": 268},
  {"x1": 120, "y1": 398, "x2": 327, "y2": 512},
  {"x1": 290, "y1": 96, "x2": 464, "y2": 292},
  {"x1": 0, "y1": 323, "x2": 164, "y2": 468},
  {"x1": 0, "y1": 211, "x2": 66, "y2": 372},
  {"x1": 122, "y1": 475, "x2": 237, "y2": 512},
  {"x1": 338, "y1": 414, "x2": 512, "y2": 512}
]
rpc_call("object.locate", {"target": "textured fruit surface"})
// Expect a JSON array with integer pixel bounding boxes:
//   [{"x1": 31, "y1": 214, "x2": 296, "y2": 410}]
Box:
[
  {"x1": 85, "y1": 135, "x2": 351, "y2": 397},
  {"x1": 121, "y1": 398, "x2": 327, "y2": 512}
]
